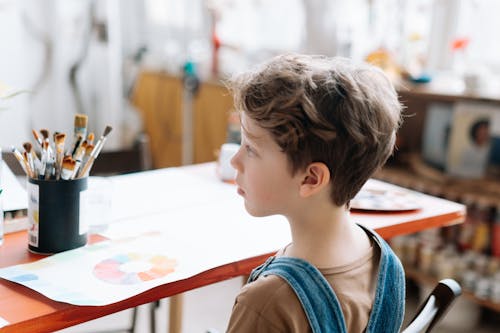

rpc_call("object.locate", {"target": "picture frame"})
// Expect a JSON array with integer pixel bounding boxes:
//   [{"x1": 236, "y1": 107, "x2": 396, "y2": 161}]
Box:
[
  {"x1": 446, "y1": 102, "x2": 498, "y2": 179},
  {"x1": 421, "y1": 102, "x2": 454, "y2": 171}
]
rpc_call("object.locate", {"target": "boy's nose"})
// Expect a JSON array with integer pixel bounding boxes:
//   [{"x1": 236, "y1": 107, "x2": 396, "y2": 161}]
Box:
[{"x1": 230, "y1": 148, "x2": 241, "y2": 171}]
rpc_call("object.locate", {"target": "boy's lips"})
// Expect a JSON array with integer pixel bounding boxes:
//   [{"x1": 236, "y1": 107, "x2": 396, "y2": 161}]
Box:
[{"x1": 237, "y1": 187, "x2": 245, "y2": 196}]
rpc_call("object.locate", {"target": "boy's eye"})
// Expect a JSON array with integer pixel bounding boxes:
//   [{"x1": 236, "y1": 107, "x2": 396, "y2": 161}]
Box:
[{"x1": 245, "y1": 145, "x2": 255, "y2": 155}]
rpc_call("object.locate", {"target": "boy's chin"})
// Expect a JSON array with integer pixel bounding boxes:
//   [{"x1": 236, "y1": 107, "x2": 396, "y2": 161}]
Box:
[
  {"x1": 244, "y1": 203, "x2": 280, "y2": 218},
  {"x1": 244, "y1": 203, "x2": 269, "y2": 218}
]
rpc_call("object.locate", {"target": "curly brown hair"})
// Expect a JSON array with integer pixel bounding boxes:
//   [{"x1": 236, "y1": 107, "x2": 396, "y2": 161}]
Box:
[{"x1": 228, "y1": 54, "x2": 402, "y2": 206}]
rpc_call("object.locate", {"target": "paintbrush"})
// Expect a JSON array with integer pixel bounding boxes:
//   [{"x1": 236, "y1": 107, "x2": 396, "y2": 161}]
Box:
[
  {"x1": 32, "y1": 129, "x2": 43, "y2": 149},
  {"x1": 71, "y1": 141, "x2": 87, "y2": 179},
  {"x1": 87, "y1": 132, "x2": 95, "y2": 145},
  {"x1": 78, "y1": 125, "x2": 112, "y2": 178},
  {"x1": 71, "y1": 134, "x2": 83, "y2": 158},
  {"x1": 61, "y1": 156, "x2": 76, "y2": 180},
  {"x1": 23, "y1": 142, "x2": 37, "y2": 177},
  {"x1": 74, "y1": 114, "x2": 88, "y2": 137},
  {"x1": 22, "y1": 151, "x2": 35, "y2": 178},
  {"x1": 40, "y1": 129, "x2": 53, "y2": 159},
  {"x1": 43, "y1": 142, "x2": 56, "y2": 180},
  {"x1": 40, "y1": 129, "x2": 49, "y2": 143},
  {"x1": 40, "y1": 141, "x2": 49, "y2": 179},
  {"x1": 81, "y1": 143, "x2": 94, "y2": 172},
  {"x1": 71, "y1": 114, "x2": 88, "y2": 156},
  {"x1": 54, "y1": 133, "x2": 66, "y2": 179},
  {"x1": 11, "y1": 147, "x2": 29, "y2": 177}
]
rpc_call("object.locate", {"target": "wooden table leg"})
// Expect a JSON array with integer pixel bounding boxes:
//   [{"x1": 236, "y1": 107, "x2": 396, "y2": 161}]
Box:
[{"x1": 168, "y1": 294, "x2": 184, "y2": 333}]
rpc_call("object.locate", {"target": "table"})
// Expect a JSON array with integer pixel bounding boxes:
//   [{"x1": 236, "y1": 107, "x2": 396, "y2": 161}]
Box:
[{"x1": 0, "y1": 163, "x2": 465, "y2": 333}]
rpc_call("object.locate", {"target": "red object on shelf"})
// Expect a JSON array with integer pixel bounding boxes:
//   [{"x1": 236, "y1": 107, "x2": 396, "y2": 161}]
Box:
[{"x1": 492, "y1": 223, "x2": 500, "y2": 257}]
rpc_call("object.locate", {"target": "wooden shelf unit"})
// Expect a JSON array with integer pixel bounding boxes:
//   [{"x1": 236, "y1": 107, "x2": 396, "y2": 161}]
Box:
[
  {"x1": 386, "y1": 84, "x2": 500, "y2": 313},
  {"x1": 405, "y1": 266, "x2": 500, "y2": 313}
]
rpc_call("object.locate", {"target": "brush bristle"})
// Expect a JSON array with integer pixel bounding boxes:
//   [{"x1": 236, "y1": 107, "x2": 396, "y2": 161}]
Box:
[
  {"x1": 74, "y1": 114, "x2": 88, "y2": 128},
  {"x1": 85, "y1": 144, "x2": 94, "y2": 154},
  {"x1": 55, "y1": 133, "x2": 66, "y2": 143},
  {"x1": 32, "y1": 129, "x2": 41, "y2": 140},
  {"x1": 87, "y1": 132, "x2": 95, "y2": 142},
  {"x1": 103, "y1": 125, "x2": 112, "y2": 137},
  {"x1": 62, "y1": 158, "x2": 76, "y2": 170},
  {"x1": 23, "y1": 142, "x2": 32, "y2": 152},
  {"x1": 40, "y1": 129, "x2": 49, "y2": 139}
]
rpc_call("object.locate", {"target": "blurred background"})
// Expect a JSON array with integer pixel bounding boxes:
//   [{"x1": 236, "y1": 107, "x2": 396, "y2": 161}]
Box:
[{"x1": 1, "y1": 0, "x2": 499, "y2": 153}]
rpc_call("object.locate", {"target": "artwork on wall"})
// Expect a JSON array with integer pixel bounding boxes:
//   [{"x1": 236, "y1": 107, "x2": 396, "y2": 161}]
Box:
[{"x1": 446, "y1": 102, "x2": 499, "y2": 179}]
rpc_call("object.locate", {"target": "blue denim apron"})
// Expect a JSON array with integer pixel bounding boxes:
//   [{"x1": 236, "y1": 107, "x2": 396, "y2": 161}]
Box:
[{"x1": 247, "y1": 225, "x2": 405, "y2": 333}]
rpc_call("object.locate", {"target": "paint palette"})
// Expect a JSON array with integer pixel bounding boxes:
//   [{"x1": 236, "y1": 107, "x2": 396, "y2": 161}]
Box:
[{"x1": 351, "y1": 187, "x2": 421, "y2": 212}]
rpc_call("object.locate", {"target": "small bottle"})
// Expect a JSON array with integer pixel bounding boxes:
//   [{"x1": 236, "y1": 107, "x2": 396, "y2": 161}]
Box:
[
  {"x1": 491, "y1": 278, "x2": 500, "y2": 303},
  {"x1": 492, "y1": 202, "x2": 500, "y2": 258},
  {"x1": 471, "y1": 195, "x2": 493, "y2": 253},
  {"x1": 418, "y1": 244, "x2": 434, "y2": 274},
  {"x1": 474, "y1": 277, "x2": 491, "y2": 300},
  {"x1": 457, "y1": 194, "x2": 477, "y2": 251},
  {"x1": 461, "y1": 269, "x2": 477, "y2": 291}
]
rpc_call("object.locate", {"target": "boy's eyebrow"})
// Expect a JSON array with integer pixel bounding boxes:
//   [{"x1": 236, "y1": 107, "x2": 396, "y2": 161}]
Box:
[{"x1": 241, "y1": 122, "x2": 261, "y2": 142}]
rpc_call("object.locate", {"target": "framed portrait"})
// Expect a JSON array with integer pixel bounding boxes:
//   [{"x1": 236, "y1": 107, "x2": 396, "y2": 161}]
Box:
[{"x1": 446, "y1": 102, "x2": 499, "y2": 179}]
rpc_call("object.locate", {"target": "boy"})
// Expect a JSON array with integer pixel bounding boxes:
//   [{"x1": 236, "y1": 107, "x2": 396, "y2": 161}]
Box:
[{"x1": 226, "y1": 54, "x2": 405, "y2": 333}]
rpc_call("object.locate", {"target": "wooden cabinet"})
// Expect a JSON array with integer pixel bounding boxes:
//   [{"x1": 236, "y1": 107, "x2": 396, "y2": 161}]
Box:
[{"x1": 131, "y1": 71, "x2": 234, "y2": 168}]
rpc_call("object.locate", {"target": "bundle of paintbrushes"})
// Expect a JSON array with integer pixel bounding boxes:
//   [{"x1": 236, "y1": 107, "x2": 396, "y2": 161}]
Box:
[{"x1": 11, "y1": 114, "x2": 112, "y2": 180}]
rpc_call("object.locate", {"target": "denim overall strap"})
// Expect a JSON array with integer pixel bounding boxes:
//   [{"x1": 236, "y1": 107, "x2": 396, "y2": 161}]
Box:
[
  {"x1": 248, "y1": 256, "x2": 276, "y2": 284},
  {"x1": 247, "y1": 225, "x2": 405, "y2": 333},
  {"x1": 249, "y1": 256, "x2": 347, "y2": 333},
  {"x1": 357, "y1": 224, "x2": 406, "y2": 333}
]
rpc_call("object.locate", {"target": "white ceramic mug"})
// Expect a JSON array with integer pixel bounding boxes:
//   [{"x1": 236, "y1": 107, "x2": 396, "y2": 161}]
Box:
[{"x1": 217, "y1": 143, "x2": 240, "y2": 181}]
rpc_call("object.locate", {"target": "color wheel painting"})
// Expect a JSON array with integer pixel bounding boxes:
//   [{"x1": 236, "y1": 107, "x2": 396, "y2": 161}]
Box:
[{"x1": 93, "y1": 253, "x2": 177, "y2": 285}]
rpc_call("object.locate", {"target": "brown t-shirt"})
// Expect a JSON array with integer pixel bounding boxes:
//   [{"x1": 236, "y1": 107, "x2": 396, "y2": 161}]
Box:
[{"x1": 226, "y1": 242, "x2": 381, "y2": 333}]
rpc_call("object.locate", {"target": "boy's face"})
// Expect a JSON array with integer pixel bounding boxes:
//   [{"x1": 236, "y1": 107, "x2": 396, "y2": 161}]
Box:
[{"x1": 231, "y1": 113, "x2": 302, "y2": 217}]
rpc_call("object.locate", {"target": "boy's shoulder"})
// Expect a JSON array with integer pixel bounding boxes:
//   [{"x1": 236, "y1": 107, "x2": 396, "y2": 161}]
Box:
[
  {"x1": 237, "y1": 273, "x2": 296, "y2": 308},
  {"x1": 232, "y1": 273, "x2": 310, "y2": 332}
]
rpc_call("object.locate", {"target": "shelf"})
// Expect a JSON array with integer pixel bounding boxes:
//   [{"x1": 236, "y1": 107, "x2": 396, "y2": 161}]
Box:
[
  {"x1": 376, "y1": 160, "x2": 500, "y2": 204},
  {"x1": 405, "y1": 266, "x2": 500, "y2": 313},
  {"x1": 397, "y1": 82, "x2": 500, "y2": 104}
]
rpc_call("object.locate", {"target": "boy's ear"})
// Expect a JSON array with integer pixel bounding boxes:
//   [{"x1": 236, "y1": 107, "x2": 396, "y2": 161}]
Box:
[{"x1": 299, "y1": 162, "x2": 330, "y2": 198}]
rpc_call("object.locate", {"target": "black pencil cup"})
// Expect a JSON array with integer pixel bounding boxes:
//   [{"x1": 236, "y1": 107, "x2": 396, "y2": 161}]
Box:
[{"x1": 27, "y1": 177, "x2": 88, "y2": 254}]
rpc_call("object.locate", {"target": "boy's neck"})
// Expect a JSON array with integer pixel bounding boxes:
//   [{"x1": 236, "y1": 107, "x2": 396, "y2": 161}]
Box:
[{"x1": 284, "y1": 204, "x2": 371, "y2": 268}]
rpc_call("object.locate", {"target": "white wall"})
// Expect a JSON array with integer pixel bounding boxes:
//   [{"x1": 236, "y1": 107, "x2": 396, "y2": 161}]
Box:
[{"x1": 0, "y1": 0, "x2": 129, "y2": 152}]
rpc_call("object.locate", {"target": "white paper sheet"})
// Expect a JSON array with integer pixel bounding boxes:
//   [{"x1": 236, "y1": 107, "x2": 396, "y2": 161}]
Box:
[{"x1": 0, "y1": 316, "x2": 9, "y2": 328}]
